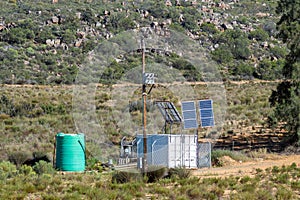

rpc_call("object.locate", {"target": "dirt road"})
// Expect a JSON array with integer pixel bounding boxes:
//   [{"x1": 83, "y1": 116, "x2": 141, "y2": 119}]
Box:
[{"x1": 192, "y1": 154, "x2": 300, "y2": 178}]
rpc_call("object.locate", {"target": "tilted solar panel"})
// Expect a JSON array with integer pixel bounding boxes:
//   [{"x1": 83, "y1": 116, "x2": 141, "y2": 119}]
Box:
[{"x1": 156, "y1": 101, "x2": 181, "y2": 124}]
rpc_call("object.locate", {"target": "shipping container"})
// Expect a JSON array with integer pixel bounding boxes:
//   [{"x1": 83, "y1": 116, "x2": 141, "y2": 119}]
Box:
[{"x1": 136, "y1": 134, "x2": 198, "y2": 169}]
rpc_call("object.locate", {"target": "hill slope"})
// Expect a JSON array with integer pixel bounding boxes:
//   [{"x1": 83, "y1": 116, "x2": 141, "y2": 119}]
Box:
[{"x1": 0, "y1": 0, "x2": 286, "y2": 84}]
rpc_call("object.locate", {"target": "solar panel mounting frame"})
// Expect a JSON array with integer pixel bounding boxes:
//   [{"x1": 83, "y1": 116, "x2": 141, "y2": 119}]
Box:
[{"x1": 156, "y1": 101, "x2": 182, "y2": 124}]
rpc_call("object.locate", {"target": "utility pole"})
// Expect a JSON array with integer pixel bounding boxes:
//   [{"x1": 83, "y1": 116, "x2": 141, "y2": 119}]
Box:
[{"x1": 141, "y1": 38, "x2": 148, "y2": 174}]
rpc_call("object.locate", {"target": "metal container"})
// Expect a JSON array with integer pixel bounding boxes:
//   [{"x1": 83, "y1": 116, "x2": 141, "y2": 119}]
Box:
[
  {"x1": 136, "y1": 134, "x2": 198, "y2": 169},
  {"x1": 55, "y1": 133, "x2": 85, "y2": 172}
]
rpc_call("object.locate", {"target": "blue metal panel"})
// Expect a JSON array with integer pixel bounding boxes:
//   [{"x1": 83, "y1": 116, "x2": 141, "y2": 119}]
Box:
[{"x1": 136, "y1": 134, "x2": 169, "y2": 165}]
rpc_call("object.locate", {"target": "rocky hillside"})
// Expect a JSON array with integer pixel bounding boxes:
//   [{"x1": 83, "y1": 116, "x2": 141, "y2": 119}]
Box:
[{"x1": 0, "y1": 0, "x2": 286, "y2": 84}]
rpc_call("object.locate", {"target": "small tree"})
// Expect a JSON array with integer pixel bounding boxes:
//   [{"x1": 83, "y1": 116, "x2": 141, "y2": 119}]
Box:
[{"x1": 269, "y1": 0, "x2": 300, "y2": 145}]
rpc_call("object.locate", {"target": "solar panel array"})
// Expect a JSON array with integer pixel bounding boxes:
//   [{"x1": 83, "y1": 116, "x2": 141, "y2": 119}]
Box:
[
  {"x1": 198, "y1": 100, "x2": 214, "y2": 127},
  {"x1": 156, "y1": 101, "x2": 182, "y2": 124},
  {"x1": 181, "y1": 101, "x2": 198, "y2": 129}
]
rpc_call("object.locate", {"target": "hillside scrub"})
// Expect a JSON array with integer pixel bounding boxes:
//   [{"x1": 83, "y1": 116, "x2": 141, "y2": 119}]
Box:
[
  {"x1": 0, "y1": 82, "x2": 279, "y2": 162},
  {"x1": 0, "y1": 0, "x2": 287, "y2": 84}
]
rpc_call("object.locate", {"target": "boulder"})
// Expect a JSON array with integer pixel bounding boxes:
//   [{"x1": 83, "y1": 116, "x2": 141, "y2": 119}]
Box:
[
  {"x1": 46, "y1": 39, "x2": 54, "y2": 46},
  {"x1": 0, "y1": 24, "x2": 5, "y2": 32},
  {"x1": 165, "y1": 0, "x2": 172, "y2": 6},
  {"x1": 256, "y1": 12, "x2": 270, "y2": 18},
  {"x1": 221, "y1": 23, "x2": 233, "y2": 30},
  {"x1": 76, "y1": 31, "x2": 86, "y2": 39},
  {"x1": 52, "y1": 16, "x2": 59, "y2": 24},
  {"x1": 74, "y1": 39, "x2": 83, "y2": 47},
  {"x1": 75, "y1": 12, "x2": 81, "y2": 19}
]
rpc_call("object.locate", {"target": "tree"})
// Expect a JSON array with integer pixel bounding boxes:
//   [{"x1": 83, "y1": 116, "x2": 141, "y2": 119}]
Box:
[{"x1": 269, "y1": 0, "x2": 300, "y2": 145}]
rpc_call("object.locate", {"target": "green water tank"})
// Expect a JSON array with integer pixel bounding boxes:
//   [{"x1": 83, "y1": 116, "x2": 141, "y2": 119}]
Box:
[{"x1": 55, "y1": 133, "x2": 85, "y2": 172}]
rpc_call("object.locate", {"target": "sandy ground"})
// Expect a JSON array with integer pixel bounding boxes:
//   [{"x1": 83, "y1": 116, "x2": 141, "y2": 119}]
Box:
[{"x1": 192, "y1": 154, "x2": 300, "y2": 178}]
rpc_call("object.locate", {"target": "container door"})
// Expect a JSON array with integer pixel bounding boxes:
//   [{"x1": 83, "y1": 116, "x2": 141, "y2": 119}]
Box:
[
  {"x1": 182, "y1": 135, "x2": 197, "y2": 168},
  {"x1": 168, "y1": 135, "x2": 182, "y2": 168}
]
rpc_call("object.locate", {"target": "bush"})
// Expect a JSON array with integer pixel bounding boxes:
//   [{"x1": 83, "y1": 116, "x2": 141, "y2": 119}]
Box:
[
  {"x1": 232, "y1": 62, "x2": 254, "y2": 78},
  {"x1": 168, "y1": 167, "x2": 191, "y2": 179},
  {"x1": 8, "y1": 151, "x2": 31, "y2": 167},
  {"x1": 211, "y1": 150, "x2": 248, "y2": 167},
  {"x1": 200, "y1": 23, "x2": 219, "y2": 35},
  {"x1": 248, "y1": 28, "x2": 269, "y2": 41},
  {"x1": 212, "y1": 45, "x2": 234, "y2": 64},
  {"x1": 0, "y1": 161, "x2": 17, "y2": 179},
  {"x1": 33, "y1": 160, "x2": 56, "y2": 175},
  {"x1": 18, "y1": 165, "x2": 36, "y2": 176},
  {"x1": 276, "y1": 186, "x2": 293, "y2": 199},
  {"x1": 112, "y1": 169, "x2": 142, "y2": 183},
  {"x1": 254, "y1": 59, "x2": 285, "y2": 80},
  {"x1": 145, "y1": 166, "x2": 168, "y2": 183}
]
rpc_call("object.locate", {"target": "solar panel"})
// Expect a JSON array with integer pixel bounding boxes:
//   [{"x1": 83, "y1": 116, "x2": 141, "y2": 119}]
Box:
[
  {"x1": 156, "y1": 101, "x2": 182, "y2": 124},
  {"x1": 198, "y1": 100, "x2": 214, "y2": 127},
  {"x1": 181, "y1": 101, "x2": 198, "y2": 129}
]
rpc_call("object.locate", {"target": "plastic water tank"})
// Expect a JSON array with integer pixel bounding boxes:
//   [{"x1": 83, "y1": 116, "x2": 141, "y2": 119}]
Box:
[{"x1": 55, "y1": 133, "x2": 85, "y2": 172}]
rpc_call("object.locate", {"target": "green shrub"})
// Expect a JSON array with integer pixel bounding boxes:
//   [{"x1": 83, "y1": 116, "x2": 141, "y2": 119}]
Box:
[
  {"x1": 232, "y1": 62, "x2": 254, "y2": 78},
  {"x1": 145, "y1": 166, "x2": 168, "y2": 183},
  {"x1": 291, "y1": 181, "x2": 300, "y2": 190},
  {"x1": 274, "y1": 173, "x2": 290, "y2": 184},
  {"x1": 200, "y1": 23, "x2": 219, "y2": 34},
  {"x1": 254, "y1": 59, "x2": 285, "y2": 80},
  {"x1": 112, "y1": 169, "x2": 142, "y2": 183},
  {"x1": 187, "y1": 187, "x2": 201, "y2": 199},
  {"x1": 168, "y1": 167, "x2": 191, "y2": 179},
  {"x1": 211, "y1": 150, "x2": 248, "y2": 167},
  {"x1": 212, "y1": 45, "x2": 234, "y2": 64},
  {"x1": 33, "y1": 160, "x2": 56, "y2": 175},
  {"x1": 256, "y1": 189, "x2": 274, "y2": 200},
  {"x1": 86, "y1": 158, "x2": 103, "y2": 172},
  {"x1": 18, "y1": 165, "x2": 36, "y2": 176},
  {"x1": 0, "y1": 161, "x2": 17, "y2": 179},
  {"x1": 240, "y1": 175, "x2": 251, "y2": 184},
  {"x1": 248, "y1": 28, "x2": 269, "y2": 41},
  {"x1": 276, "y1": 186, "x2": 293, "y2": 200},
  {"x1": 8, "y1": 151, "x2": 31, "y2": 167}
]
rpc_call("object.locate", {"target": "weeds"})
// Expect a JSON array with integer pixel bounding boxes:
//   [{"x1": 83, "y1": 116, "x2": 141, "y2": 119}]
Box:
[
  {"x1": 111, "y1": 169, "x2": 142, "y2": 183},
  {"x1": 211, "y1": 149, "x2": 248, "y2": 166},
  {"x1": 168, "y1": 167, "x2": 191, "y2": 179},
  {"x1": 0, "y1": 162, "x2": 300, "y2": 199}
]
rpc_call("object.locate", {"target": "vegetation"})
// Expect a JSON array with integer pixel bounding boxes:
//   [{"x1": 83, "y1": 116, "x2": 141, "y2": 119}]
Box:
[
  {"x1": 0, "y1": 0, "x2": 288, "y2": 84},
  {"x1": 0, "y1": 160, "x2": 300, "y2": 199},
  {"x1": 269, "y1": 0, "x2": 300, "y2": 145},
  {"x1": 0, "y1": 0, "x2": 298, "y2": 197},
  {"x1": 0, "y1": 82, "x2": 278, "y2": 161}
]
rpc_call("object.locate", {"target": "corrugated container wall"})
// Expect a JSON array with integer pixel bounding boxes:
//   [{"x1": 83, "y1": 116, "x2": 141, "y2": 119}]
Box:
[{"x1": 136, "y1": 134, "x2": 198, "y2": 169}]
